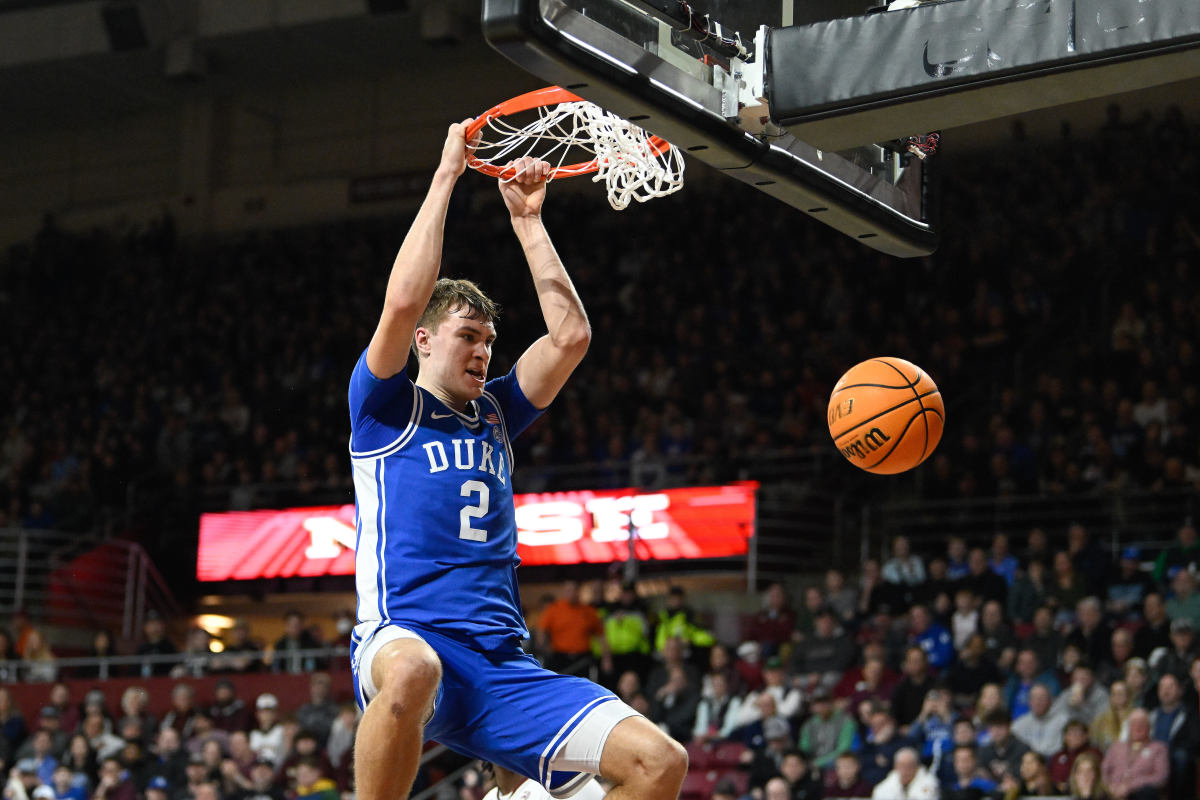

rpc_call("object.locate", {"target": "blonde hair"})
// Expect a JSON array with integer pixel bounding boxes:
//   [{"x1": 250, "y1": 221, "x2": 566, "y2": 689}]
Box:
[
  {"x1": 411, "y1": 278, "x2": 500, "y2": 359},
  {"x1": 1068, "y1": 751, "x2": 1107, "y2": 798}
]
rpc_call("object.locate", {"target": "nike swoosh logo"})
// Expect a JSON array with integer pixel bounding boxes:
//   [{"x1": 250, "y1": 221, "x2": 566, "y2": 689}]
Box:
[{"x1": 430, "y1": 411, "x2": 455, "y2": 419}]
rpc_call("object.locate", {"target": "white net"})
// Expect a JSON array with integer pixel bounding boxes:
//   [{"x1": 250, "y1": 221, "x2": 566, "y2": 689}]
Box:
[{"x1": 469, "y1": 100, "x2": 685, "y2": 211}]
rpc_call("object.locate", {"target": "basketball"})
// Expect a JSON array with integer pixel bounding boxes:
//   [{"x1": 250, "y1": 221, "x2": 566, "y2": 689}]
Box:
[{"x1": 827, "y1": 357, "x2": 944, "y2": 475}]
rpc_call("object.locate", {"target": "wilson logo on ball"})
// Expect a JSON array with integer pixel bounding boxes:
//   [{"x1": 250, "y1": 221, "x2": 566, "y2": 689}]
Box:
[
  {"x1": 840, "y1": 427, "x2": 892, "y2": 460},
  {"x1": 827, "y1": 356, "x2": 945, "y2": 475}
]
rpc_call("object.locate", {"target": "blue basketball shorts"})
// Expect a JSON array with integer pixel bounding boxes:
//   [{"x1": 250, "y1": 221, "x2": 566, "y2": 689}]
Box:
[{"x1": 351, "y1": 622, "x2": 639, "y2": 798}]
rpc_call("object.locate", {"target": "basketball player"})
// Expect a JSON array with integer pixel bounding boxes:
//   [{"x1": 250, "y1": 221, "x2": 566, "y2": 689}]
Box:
[{"x1": 348, "y1": 120, "x2": 687, "y2": 800}]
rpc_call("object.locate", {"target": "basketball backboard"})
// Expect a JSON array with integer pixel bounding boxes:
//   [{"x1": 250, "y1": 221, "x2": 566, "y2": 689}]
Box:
[{"x1": 483, "y1": 0, "x2": 938, "y2": 257}]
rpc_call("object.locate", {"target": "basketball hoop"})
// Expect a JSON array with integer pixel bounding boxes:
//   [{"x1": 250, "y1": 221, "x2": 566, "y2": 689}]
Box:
[{"x1": 464, "y1": 86, "x2": 685, "y2": 211}]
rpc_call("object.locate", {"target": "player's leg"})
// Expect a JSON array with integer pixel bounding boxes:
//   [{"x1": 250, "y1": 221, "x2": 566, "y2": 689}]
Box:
[
  {"x1": 595, "y1": 715, "x2": 687, "y2": 799},
  {"x1": 355, "y1": 636, "x2": 442, "y2": 800},
  {"x1": 490, "y1": 766, "x2": 606, "y2": 800}
]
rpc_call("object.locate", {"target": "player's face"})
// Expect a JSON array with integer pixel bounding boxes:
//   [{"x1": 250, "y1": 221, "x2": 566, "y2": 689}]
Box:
[{"x1": 424, "y1": 310, "x2": 496, "y2": 402}]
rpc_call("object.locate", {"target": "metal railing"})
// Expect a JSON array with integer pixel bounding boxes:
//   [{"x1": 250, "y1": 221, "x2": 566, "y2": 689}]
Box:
[
  {"x1": 865, "y1": 486, "x2": 1198, "y2": 560},
  {"x1": 0, "y1": 529, "x2": 183, "y2": 640},
  {"x1": 0, "y1": 646, "x2": 350, "y2": 682}
]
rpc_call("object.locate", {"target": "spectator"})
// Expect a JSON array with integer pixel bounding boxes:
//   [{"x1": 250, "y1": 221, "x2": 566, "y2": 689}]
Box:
[
  {"x1": 159, "y1": 686, "x2": 200, "y2": 742},
  {"x1": 1097, "y1": 628, "x2": 1136, "y2": 687},
  {"x1": 946, "y1": 634, "x2": 1001, "y2": 709},
  {"x1": 941, "y1": 745, "x2": 996, "y2": 800},
  {"x1": 908, "y1": 605, "x2": 954, "y2": 671},
  {"x1": 13, "y1": 714, "x2": 61, "y2": 766},
  {"x1": 1048, "y1": 719, "x2": 1102, "y2": 794},
  {"x1": 60, "y1": 734, "x2": 98, "y2": 788},
  {"x1": 1100, "y1": 709, "x2": 1167, "y2": 800},
  {"x1": 1147, "y1": 672, "x2": 1200, "y2": 797},
  {"x1": 1106, "y1": 548, "x2": 1155, "y2": 620},
  {"x1": 597, "y1": 582, "x2": 652, "y2": 685},
  {"x1": 777, "y1": 749, "x2": 822, "y2": 800},
  {"x1": 49, "y1": 765, "x2": 85, "y2": 800},
  {"x1": 537, "y1": 581, "x2": 604, "y2": 674},
  {"x1": 791, "y1": 607, "x2": 857, "y2": 693},
  {"x1": 292, "y1": 758, "x2": 337, "y2": 800},
  {"x1": 80, "y1": 632, "x2": 119, "y2": 681},
  {"x1": 213, "y1": 621, "x2": 263, "y2": 674},
  {"x1": 978, "y1": 710, "x2": 1029, "y2": 783},
  {"x1": 324, "y1": 706, "x2": 357, "y2": 781},
  {"x1": 270, "y1": 611, "x2": 324, "y2": 674},
  {"x1": 1007, "y1": 560, "x2": 1048, "y2": 624},
  {"x1": 859, "y1": 560, "x2": 898, "y2": 617},
  {"x1": 142, "y1": 777, "x2": 169, "y2": 800},
  {"x1": 1012, "y1": 684, "x2": 1068, "y2": 757},
  {"x1": 946, "y1": 538, "x2": 970, "y2": 582},
  {"x1": 1165, "y1": 569, "x2": 1200, "y2": 628},
  {"x1": 692, "y1": 671, "x2": 742, "y2": 744},
  {"x1": 117, "y1": 689, "x2": 155, "y2": 737},
  {"x1": 0, "y1": 687, "x2": 28, "y2": 754},
  {"x1": 171, "y1": 629, "x2": 213, "y2": 679},
  {"x1": 1050, "y1": 662, "x2": 1109, "y2": 725},
  {"x1": 143, "y1": 728, "x2": 187, "y2": 790},
  {"x1": 734, "y1": 656, "x2": 801, "y2": 726},
  {"x1": 746, "y1": 583, "x2": 796, "y2": 659},
  {"x1": 135, "y1": 613, "x2": 178, "y2": 678},
  {"x1": 293, "y1": 674, "x2": 338, "y2": 749},
  {"x1": 19, "y1": 731, "x2": 59, "y2": 786},
  {"x1": 208, "y1": 681, "x2": 251, "y2": 735},
  {"x1": 1153, "y1": 618, "x2": 1200, "y2": 684},
  {"x1": 1004, "y1": 649, "x2": 1060, "y2": 719},
  {"x1": 965, "y1": 550, "x2": 1007, "y2": 607},
  {"x1": 225, "y1": 732, "x2": 256, "y2": 780},
  {"x1": 21, "y1": 631, "x2": 57, "y2": 684},
  {"x1": 278, "y1": 733, "x2": 332, "y2": 793},
  {"x1": 824, "y1": 752, "x2": 872, "y2": 798},
  {"x1": 733, "y1": 693, "x2": 789, "y2": 751},
  {"x1": 1089, "y1": 680, "x2": 1133, "y2": 750},
  {"x1": 845, "y1": 656, "x2": 899, "y2": 722},
  {"x1": 871, "y1": 747, "x2": 938, "y2": 800},
  {"x1": 247, "y1": 696, "x2": 286, "y2": 768},
  {"x1": 1067, "y1": 525, "x2": 1108, "y2": 595},
  {"x1": 1152, "y1": 524, "x2": 1199, "y2": 585},
  {"x1": 645, "y1": 637, "x2": 701, "y2": 703},
  {"x1": 1067, "y1": 750, "x2": 1108, "y2": 800},
  {"x1": 235, "y1": 758, "x2": 283, "y2": 800},
  {"x1": 1046, "y1": 551, "x2": 1088, "y2": 623},
  {"x1": 825, "y1": 569, "x2": 859, "y2": 624},
  {"x1": 1066, "y1": 597, "x2": 1112, "y2": 667},
  {"x1": 78, "y1": 716, "x2": 121, "y2": 763},
  {"x1": 741, "y1": 717, "x2": 796, "y2": 794},
  {"x1": 977, "y1": 601, "x2": 1017, "y2": 673},
  {"x1": 652, "y1": 586, "x2": 715, "y2": 657},
  {"x1": 949, "y1": 589, "x2": 979, "y2": 652},
  {"x1": 859, "y1": 705, "x2": 912, "y2": 786},
  {"x1": 178, "y1": 754, "x2": 212, "y2": 800},
  {"x1": 761, "y1": 776, "x2": 791, "y2": 800},
  {"x1": 883, "y1": 536, "x2": 926, "y2": 589},
  {"x1": 912, "y1": 687, "x2": 955, "y2": 769},
  {"x1": 891, "y1": 647, "x2": 936, "y2": 731},
  {"x1": 988, "y1": 534, "x2": 1019, "y2": 586},
  {"x1": 7, "y1": 759, "x2": 45, "y2": 800},
  {"x1": 798, "y1": 688, "x2": 857, "y2": 771},
  {"x1": 90, "y1": 757, "x2": 134, "y2": 800},
  {"x1": 935, "y1": 720, "x2": 981, "y2": 784},
  {"x1": 1002, "y1": 750, "x2": 1055, "y2": 798},
  {"x1": 1025, "y1": 607, "x2": 1064, "y2": 685},
  {"x1": 648, "y1": 665, "x2": 699, "y2": 743},
  {"x1": 1132, "y1": 593, "x2": 1170, "y2": 659}
]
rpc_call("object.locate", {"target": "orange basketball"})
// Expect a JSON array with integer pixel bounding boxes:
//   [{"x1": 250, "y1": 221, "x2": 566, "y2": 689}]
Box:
[{"x1": 827, "y1": 357, "x2": 944, "y2": 474}]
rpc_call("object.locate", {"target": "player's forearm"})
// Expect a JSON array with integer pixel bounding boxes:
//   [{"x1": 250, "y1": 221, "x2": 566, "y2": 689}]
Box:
[
  {"x1": 511, "y1": 216, "x2": 591, "y2": 349},
  {"x1": 382, "y1": 169, "x2": 460, "y2": 313}
]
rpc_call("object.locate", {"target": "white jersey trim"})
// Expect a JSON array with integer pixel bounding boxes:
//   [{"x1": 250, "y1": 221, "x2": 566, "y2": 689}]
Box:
[{"x1": 350, "y1": 383, "x2": 423, "y2": 459}]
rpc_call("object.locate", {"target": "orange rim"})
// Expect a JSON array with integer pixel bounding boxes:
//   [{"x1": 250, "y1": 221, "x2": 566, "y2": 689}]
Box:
[{"x1": 465, "y1": 86, "x2": 672, "y2": 180}]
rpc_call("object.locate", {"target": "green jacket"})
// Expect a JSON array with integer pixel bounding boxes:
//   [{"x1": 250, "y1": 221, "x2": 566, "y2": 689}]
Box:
[{"x1": 654, "y1": 607, "x2": 716, "y2": 652}]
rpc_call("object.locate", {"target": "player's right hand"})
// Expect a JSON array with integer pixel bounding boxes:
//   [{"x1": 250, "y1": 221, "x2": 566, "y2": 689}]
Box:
[{"x1": 440, "y1": 119, "x2": 475, "y2": 177}]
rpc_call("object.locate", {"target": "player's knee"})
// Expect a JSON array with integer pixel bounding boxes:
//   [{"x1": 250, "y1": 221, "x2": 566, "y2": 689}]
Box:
[
  {"x1": 633, "y1": 735, "x2": 688, "y2": 787},
  {"x1": 376, "y1": 642, "x2": 442, "y2": 705}
]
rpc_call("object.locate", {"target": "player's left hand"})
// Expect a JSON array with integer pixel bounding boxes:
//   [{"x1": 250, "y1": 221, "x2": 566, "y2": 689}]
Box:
[{"x1": 499, "y1": 156, "x2": 551, "y2": 218}]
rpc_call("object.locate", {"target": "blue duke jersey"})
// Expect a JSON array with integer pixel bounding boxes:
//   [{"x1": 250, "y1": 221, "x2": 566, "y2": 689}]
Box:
[{"x1": 348, "y1": 349, "x2": 544, "y2": 651}]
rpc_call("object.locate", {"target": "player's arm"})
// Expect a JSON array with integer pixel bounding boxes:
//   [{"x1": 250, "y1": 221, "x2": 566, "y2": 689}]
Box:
[
  {"x1": 502, "y1": 156, "x2": 592, "y2": 410},
  {"x1": 366, "y1": 121, "x2": 472, "y2": 379}
]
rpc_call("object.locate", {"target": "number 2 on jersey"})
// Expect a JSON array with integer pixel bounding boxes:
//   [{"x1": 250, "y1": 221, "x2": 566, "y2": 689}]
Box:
[{"x1": 459, "y1": 479, "x2": 489, "y2": 542}]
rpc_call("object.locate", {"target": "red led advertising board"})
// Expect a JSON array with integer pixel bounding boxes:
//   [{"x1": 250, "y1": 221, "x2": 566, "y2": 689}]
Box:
[{"x1": 196, "y1": 482, "x2": 758, "y2": 581}]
